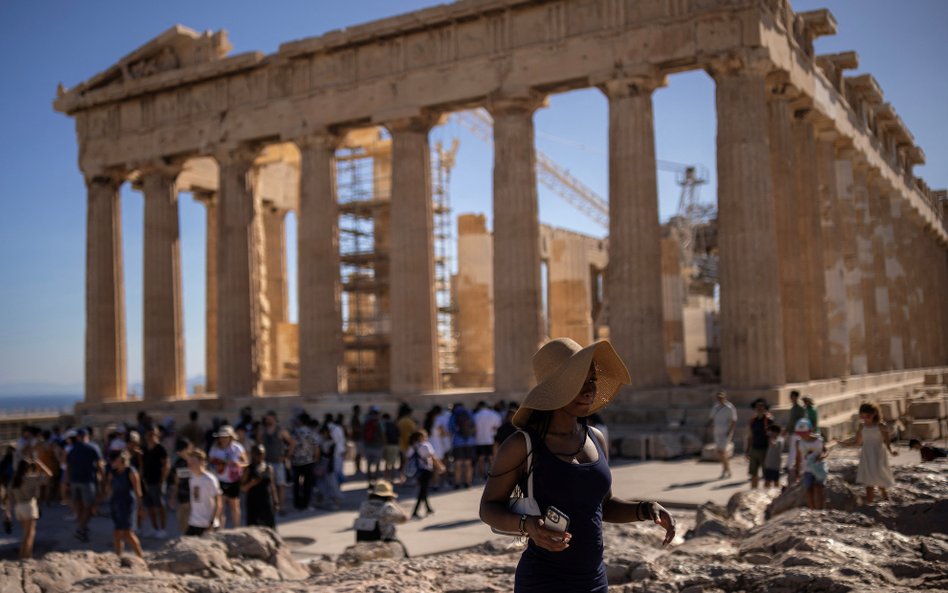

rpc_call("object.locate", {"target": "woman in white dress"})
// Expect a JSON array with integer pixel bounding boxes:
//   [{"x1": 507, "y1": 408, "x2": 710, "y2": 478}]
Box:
[{"x1": 855, "y1": 402, "x2": 898, "y2": 503}]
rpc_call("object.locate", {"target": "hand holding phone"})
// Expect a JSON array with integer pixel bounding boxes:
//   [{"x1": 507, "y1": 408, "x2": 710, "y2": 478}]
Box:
[{"x1": 544, "y1": 506, "x2": 570, "y2": 542}]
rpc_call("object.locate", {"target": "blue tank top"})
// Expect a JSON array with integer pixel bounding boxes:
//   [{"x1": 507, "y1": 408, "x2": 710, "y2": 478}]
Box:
[{"x1": 516, "y1": 427, "x2": 612, "y2": 592}]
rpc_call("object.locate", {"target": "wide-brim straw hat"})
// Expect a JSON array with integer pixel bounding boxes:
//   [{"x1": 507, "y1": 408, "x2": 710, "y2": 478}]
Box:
[
  {"x1": 213, "y1": 425, "x2": 237, "y2": 439},
  {"x1": 512, "y1": 338, "x2": 631, "y2": 429},
  {"x1": 372, "y1": 480, "x2": 398, "y2": 499}
]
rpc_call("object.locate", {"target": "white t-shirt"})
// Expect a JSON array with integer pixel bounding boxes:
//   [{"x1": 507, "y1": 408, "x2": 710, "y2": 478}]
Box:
[
  {"x1": 209, "y1": 441, "x2": 246, "y2": 484},
  {"x1": 710, "y1": 401, "x2": 737, "y2": 433},
  {"x1": 797, "y1": 436, "x2": 825, "y2": 471},
  {"x1": 474, "y1": 409, "x2": 501, "y2": 446},
  {"x1": 188, "y1": 470, "x2": 221, "y2": 528},
  {"x1": 431, "y1": 411, "x2": 452, "y2": 459},
  {"x1": 407, "y1": 441, "x2": 435, "y2": 472}
]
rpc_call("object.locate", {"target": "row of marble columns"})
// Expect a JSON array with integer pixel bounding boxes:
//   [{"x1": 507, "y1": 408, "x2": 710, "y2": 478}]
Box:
[{"x1": 84, "y1": 65, "x2": 948, "y2": 402}]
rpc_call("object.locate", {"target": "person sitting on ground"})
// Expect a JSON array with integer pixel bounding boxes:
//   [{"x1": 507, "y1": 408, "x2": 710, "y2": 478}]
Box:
[
  {"x1": 242, "y1": 444, "x2": 278, "y2": 528},
  {"x1": 794, "y1": 418, "x2": 827, "y2": 510},
  {"x1": 108, "y1": 450, "x2": 144, "y2": 558},
  {"x1": 908, "y1": 439, "x2": 947, "y2": 462},
  {"x1": 354, "y1": 479, "x2": 409, "y2": 545},
  {"x1": 185, "y1": 449, "x2": 222, "y2": 536},
  {"x1": 763, "y1": 424, "x2": 783, "y2": 489},
  {"x1": 7, "y1": 456, "x2": 52, "y2": 559}
]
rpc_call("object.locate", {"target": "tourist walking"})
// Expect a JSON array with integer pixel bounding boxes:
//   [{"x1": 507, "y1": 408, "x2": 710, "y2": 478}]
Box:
[
  {"x1": 854, "y1": 402, "x2": 897, "y2": 503},
  {"x1": 406, "y1": 429, "x2": 443, "y2": 518},
  {"x1": 108, "y1": 450, "x2": 144, "y2": 558},
  {"x1": 362, "y1": 407, "x2": 385, "y2": 481},
  {"x1": 7, "y1": 457, "x2": 52, "y2": 558},
  {"x1": 803, "y1": 396, "x2": 819, "y2": 434},
  {"x1": 141, "y1": 426, "x2": 170, "y2": 537},
  {"x1": 185, "y1": 449, "x2": 222, "y2": 536},
  {"x1": 480, "y1": 338, "x2": 675, "y2": 593},
  {"x1": 290, "y1": 414, "x2": 319, "y2": 511},
  {"x1": 180, "y1": 411, "x2": 205, "y2": 450},
  {"x1": 170, "y1": 439, "x2": 192, "y2": 534},
  {"x1": 257, "y1": 411, "x2": 295, "y2": 514},
  {"x1": 763, "y1": 424, "x2": 783, "y2": 489},
  {"x1": 208, "y1": 425, "x2": 247, "y2": 528},
  {"x1": 242, "y1": 444, "x2": 278, "y2": 528},
  {"x1": 350, "y1": 405, "x2": 365, "y2": 475},
  {"x1": 67, "y1": 428, "x2": 102, "y2": 542},
  {"x1": 449, "y1": 403, "x2": 477, "y2": 489},
  {"x1": 381, "y1": 413, "x2": 401, "y2": 483},
  {"x1": 784, "y1": 390, "x2": 806, "y2": 484},
  {"x1": 709, "y1": 390, "x2": 737, "y2": 479},
  {"x1": 744, "y1": 399, "x2": 772, "y2": 489},
  {"x1": 474, "y1": 401, "x2": 502, "y2": 482},
  {"x1": 794, "y1": 418, "x2": 827, "y2": 510},
  {"x1": 315, "y1": 424, "x2": 343, "y2": 509}
]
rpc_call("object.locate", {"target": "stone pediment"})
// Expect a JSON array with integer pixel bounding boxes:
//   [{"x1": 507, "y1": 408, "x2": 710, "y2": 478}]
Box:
[{"x1": 55, "y1": 25, "x2": 231, "y2": 107}]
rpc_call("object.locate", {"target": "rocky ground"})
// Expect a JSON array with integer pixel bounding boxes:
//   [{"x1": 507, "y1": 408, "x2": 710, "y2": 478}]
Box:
[{"x1": 1, "y1": 458, "x2": 944, "y2": 593}]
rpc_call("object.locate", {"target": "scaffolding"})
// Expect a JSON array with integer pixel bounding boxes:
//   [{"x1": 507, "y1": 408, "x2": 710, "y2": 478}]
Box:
[{"x1": 433, "y1": 139, "x2": 460, "y2": 386}]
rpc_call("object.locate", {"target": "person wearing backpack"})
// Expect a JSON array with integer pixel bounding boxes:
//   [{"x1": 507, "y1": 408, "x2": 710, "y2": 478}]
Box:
[
  {"x1": 405, "y1": 429, "x2": 444, "y2": 519},
  {"x1": 449, "y1": 403, "x2": 477, "y2": 489}
]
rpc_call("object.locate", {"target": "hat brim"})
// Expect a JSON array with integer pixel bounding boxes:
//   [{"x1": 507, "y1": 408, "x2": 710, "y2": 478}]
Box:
[{"x1": 512, "y1": 340, "x2": 631, "y2": 429}]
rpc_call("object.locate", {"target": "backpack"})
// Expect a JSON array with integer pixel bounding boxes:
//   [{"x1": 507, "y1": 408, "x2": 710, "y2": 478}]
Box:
[
  {"x1": 363, "y1": 418, "x2": 384, "y2": 447},
  {"x1": 404, "y1": 448, "x2": 420, "y2": 479},
  {"x1": 457, "y1": 411, "x2": 476, "y2": 439}
]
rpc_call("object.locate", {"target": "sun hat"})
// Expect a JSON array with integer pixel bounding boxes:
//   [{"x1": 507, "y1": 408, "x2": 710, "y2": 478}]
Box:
[
  {"x1": 371, "y1": 480, "x2": 398, "y2": 499},
  {"x1": 795, "y1": 418, "x2": 813, "y2": 433},
  {"x1": 512, "y1": 338, "x2": 631, "y2": 429},
  {"x1": 63, "y1": 428, "x2": 78, "y2": 439},
  {"x1": 213, "y1": 425, "x2": 237, "y2": 439}
]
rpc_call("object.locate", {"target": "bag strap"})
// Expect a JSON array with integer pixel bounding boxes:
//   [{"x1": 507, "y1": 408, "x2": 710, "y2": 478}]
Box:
[{"x1": 518, "y1": 430, "x2": 534, "y2": 498}]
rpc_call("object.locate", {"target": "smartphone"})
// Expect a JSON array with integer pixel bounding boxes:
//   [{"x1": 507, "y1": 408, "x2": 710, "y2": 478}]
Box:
[{"x1": 544, "y1": 506, "x2": 570, "y2": 541}]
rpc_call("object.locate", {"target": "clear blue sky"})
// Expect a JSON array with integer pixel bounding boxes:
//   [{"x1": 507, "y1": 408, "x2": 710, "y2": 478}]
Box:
[{"x1": 0, "y1": 1, "x2": 945, "y2": 392}]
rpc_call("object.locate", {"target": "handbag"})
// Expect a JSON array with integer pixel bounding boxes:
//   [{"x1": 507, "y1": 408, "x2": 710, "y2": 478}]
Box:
[{"x1": 491, "y1": 430, "x2": 541, "y2": 536}]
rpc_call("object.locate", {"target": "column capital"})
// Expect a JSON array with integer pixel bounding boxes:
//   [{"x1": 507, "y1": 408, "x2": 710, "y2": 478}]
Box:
[
  {"x1": 597, "y1": 71, "x2": 667, "y2": 99},
  {"x1": 705, "y1": 49, "x2": 776, "y2": 80},
  {"x1": 382, "y1": 110, "x2": 441, "y2": 134},
  {"x1": 82, "y1": 167, "x2": 127, "y2": 188},
  {"x1": 192, "y1": 189, "x2": 217, "y2": 205},
  {"x1": 214, "y1": 142, "x2": 263, "y2": 167},
  {"x1": 295, "y1": 129, "x2": 341, "y2": 152},
  {"x1": 485, "y1": 89, "x2": 547, "y2": 117}
]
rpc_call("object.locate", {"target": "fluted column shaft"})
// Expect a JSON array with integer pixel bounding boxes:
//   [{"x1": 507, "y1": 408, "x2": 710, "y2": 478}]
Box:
[
  {"x1": 141, "y1": 167, "x2": 186, "y2": 400},
  {"x1": 297, "y1": 133, "x2": 343, "y2": 395},
  {"x1": 865, "y1": 176, "x2": 893, "y2": 371},
  {"x1": 388, "y1": 116, "x2": 440, "y2": 395},
  {"x1": 602, "y1": 76, "x2": 669, "y2": 388},
  {"x1": 815, "y1": 131, "x2": 850, "y2": 377},
  {"x1": 769, "y1": 93, "x2": 809, "y2": 382},
  {"x1": 217, "y1": 147, "x2": 266, "y2": 397},
  {"x1": 264, "y1": 204, "x2": 288, "y2": 378},
  {"x1": 194, "y1": 192, "x2": 218, "y2": 393},
  {"x1": 834, "y1": 150, "x2": 868, "y2": 375},
  {"x1": 883, "y1": 193, "x2": 908, "y2": 369},
  {"x1": 852, "y1": 163, "x2": 880, "y2": 372},
  {"x1": 490, "y1": 95, "x2": 545, "y2": 394},
  {"x1": 85, "y1": 174, "x2": 127, "y2": 403},
  {"x1": 896, "y1": 208, "x2": 920, "y2": 368},
  {"x1": 713, "y1": 63, "x2": 786, "y2": 388},
  {"x1": 792, "y1": 111, "x2": 829, "y2": 379}
]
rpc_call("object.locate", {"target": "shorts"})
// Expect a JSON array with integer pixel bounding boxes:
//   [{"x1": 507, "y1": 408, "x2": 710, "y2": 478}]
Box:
[
  {"x1": 802, "y1": 472, "x2": 826, "y2": 488},
  {"x1": 269, "y1": 462, "x2": 288, "y2": 487},
  {"x1": 71, "y1": 482, "x2": 97, "y2": 506},
  {"x1": 383, "y1": 445, "x2": 400, "y2": 467},
  {"x1": 365, "y1": 446, "x2": 383, "y2": 464},
  {"x1": 14, "y1": 500, "x2": 39, "y2": 521},
  {"x1": 143, "y1": 483, "x2": 165, "y2": 508},
  {"x1": 186, "y1": 525, "x2": 208, "y2": 536},
  {"x1": 476, "y1": 444, "x2": 493, "y2": 458},
  {"x1": 453, "y1": 445, "x2": 475, "y2": 462},
  {"x1": 220, "y1": 481, "x2": 240, "y2": 499},
  {"x1": 713, "y1": 430, "x2": 731, "y2": 451},
  {"x1": 763, "y1": 468, "x2": 780, "y2": 482},
  {"x1": 747, "y1": 448, "x2": 767, "y2": 477}
]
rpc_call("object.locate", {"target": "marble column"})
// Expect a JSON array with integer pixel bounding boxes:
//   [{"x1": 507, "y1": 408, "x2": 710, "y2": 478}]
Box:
[
  {"x1": 899, "y1": 211, "x2": 920, "y2": 368},
  {"x1": 193, "y1": 192, "x2": 218, "y2": 393},
  {"x1": 814, "y1": 128, "x2": 850, "y2": 378},
  {"x1": 865, "y1": 174, "x2": 893, "y2": 371},
  {"x1": 141, "y1": 165, "x2": 186, "y2": 401},
  {"x1": 769, "y1": 91, "x2": 809, "y2": 382},
  {"x1": 712, "y1": 61, "x2": 786, "y2": 388},
  {"x1": 387, "y1": 115, "x2": 440, "y2": 395},
  {"x1": 834, "y1": 148, "x2": 868, "y2": 375},
  {"x1": 792, "y1": 109, "x2": 829, "y2": 379},
  {"x1": 216, "y1": 146, "x2": 267, "y2": 397},
  {"x1": 601, "y1": 76, "x2": 669, "y2": 388},
  {"x1": 264, "y1": 203, "x2": 288, "y2": 378},
  {"x1": 489, "y1": 94, "x2": 546, "y2": 394},
  {"x1": 297, "y1": 133, "x2": 343, "y2": 396},
  {"x1": 85, "y1": 173, "x2": 128, "y2": 403},
  {"x1": 852, "y1": 162, "x2": 880, "y2": 372},
  {"x1": 882, "y1": 191, "x2": 907, "y2": 369}
]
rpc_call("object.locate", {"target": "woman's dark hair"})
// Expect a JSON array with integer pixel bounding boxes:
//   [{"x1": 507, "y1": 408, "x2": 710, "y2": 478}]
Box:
[
  {"x1": 12, "y1": 459, "x2": 32, "y2": 490},
  {"x1": 523, "y1": 410, "x2": 589, "y2": 441},
  {"x1": 409, "y1": 429, "x2": 427, "y2": 446}
]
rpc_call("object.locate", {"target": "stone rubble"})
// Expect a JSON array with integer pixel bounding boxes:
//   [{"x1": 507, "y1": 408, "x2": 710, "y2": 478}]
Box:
[{"x1": 0, "y1": 461, "x2": 944, "y2": 593}]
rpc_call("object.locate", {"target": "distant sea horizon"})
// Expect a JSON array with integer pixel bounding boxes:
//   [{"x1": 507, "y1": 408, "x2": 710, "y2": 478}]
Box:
[{"x1": 0, "y1": 393, "x2": 83, "y2": 414}]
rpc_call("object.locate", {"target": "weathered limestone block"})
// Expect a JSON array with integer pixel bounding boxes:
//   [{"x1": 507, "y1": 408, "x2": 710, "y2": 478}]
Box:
[{"x1": 908, "y1": 400, "x2": 947, "y2": 419}]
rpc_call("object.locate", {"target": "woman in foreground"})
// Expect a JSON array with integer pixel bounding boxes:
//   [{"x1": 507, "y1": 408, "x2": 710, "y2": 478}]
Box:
[{"x1": 479, "y1": 338, "x2": 676, "y2": 592}]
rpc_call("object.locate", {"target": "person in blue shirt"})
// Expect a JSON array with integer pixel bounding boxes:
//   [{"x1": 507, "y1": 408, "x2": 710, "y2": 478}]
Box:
[
  {"x1": 449, "y1": 403, "x2": 477, "y2": 489},
  {"x1": 66, "y1": 428, "x2": 103, "y2": 542}
]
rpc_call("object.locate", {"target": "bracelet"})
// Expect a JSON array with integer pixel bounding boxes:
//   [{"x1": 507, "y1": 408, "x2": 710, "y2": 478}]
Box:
[
  {"x1": 637, "y1": 501, "x2": 654, "y2": 521},
  {"x1": 518, "y1": 513, "x2": 528, "y2": 536}
]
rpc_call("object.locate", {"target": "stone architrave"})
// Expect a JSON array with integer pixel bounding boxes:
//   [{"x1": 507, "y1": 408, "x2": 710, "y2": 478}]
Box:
[
  {"x1": 769, "y1": 88, "x2": 809, "y2": 382},
  {"x1": 85, "y1": 172, "x2": 128, "y2": 403},
  {"x1": 814, "y1": 128, "x2": 850, "y2": 378},
  {"x1": 852, "y1": 162, "x2": 881, "y2": 372},
  {"x1": 387, "y1": 115, "x2": 440, "y2": 395},
  {"x1": 263, "y1": 203, "x2": 288, "y2": 378},
  {"x1": 193, "y1": 191, "x2": 218, "y2": 393},
  {"x1": 600, "y1": 75, "x2": 670, "y2": 388},
  {"x1": 711, "y1": 57, "x2": 786, "y2": 389},
  {"x1": 864, "y1": 174, "x2": 893, "y2": 371},
  {"x1": 488, "y1": 94, "x2": 546, "y2": 394},
  {"x1": 834, "y1": 147, "x2": 868, "y2": 375},
  {"x1": 297, "y1": 132, "x2": 343, "y2": 396},
  {"x1": 141, "y1": 164, "x2": 186, "y2": 400},
  {"x1": 792, "y1": 108, "x2": 828, "y2": 380},
  {"x1": 216, "y1": 146, "x2": 267, "y2": 397}
]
